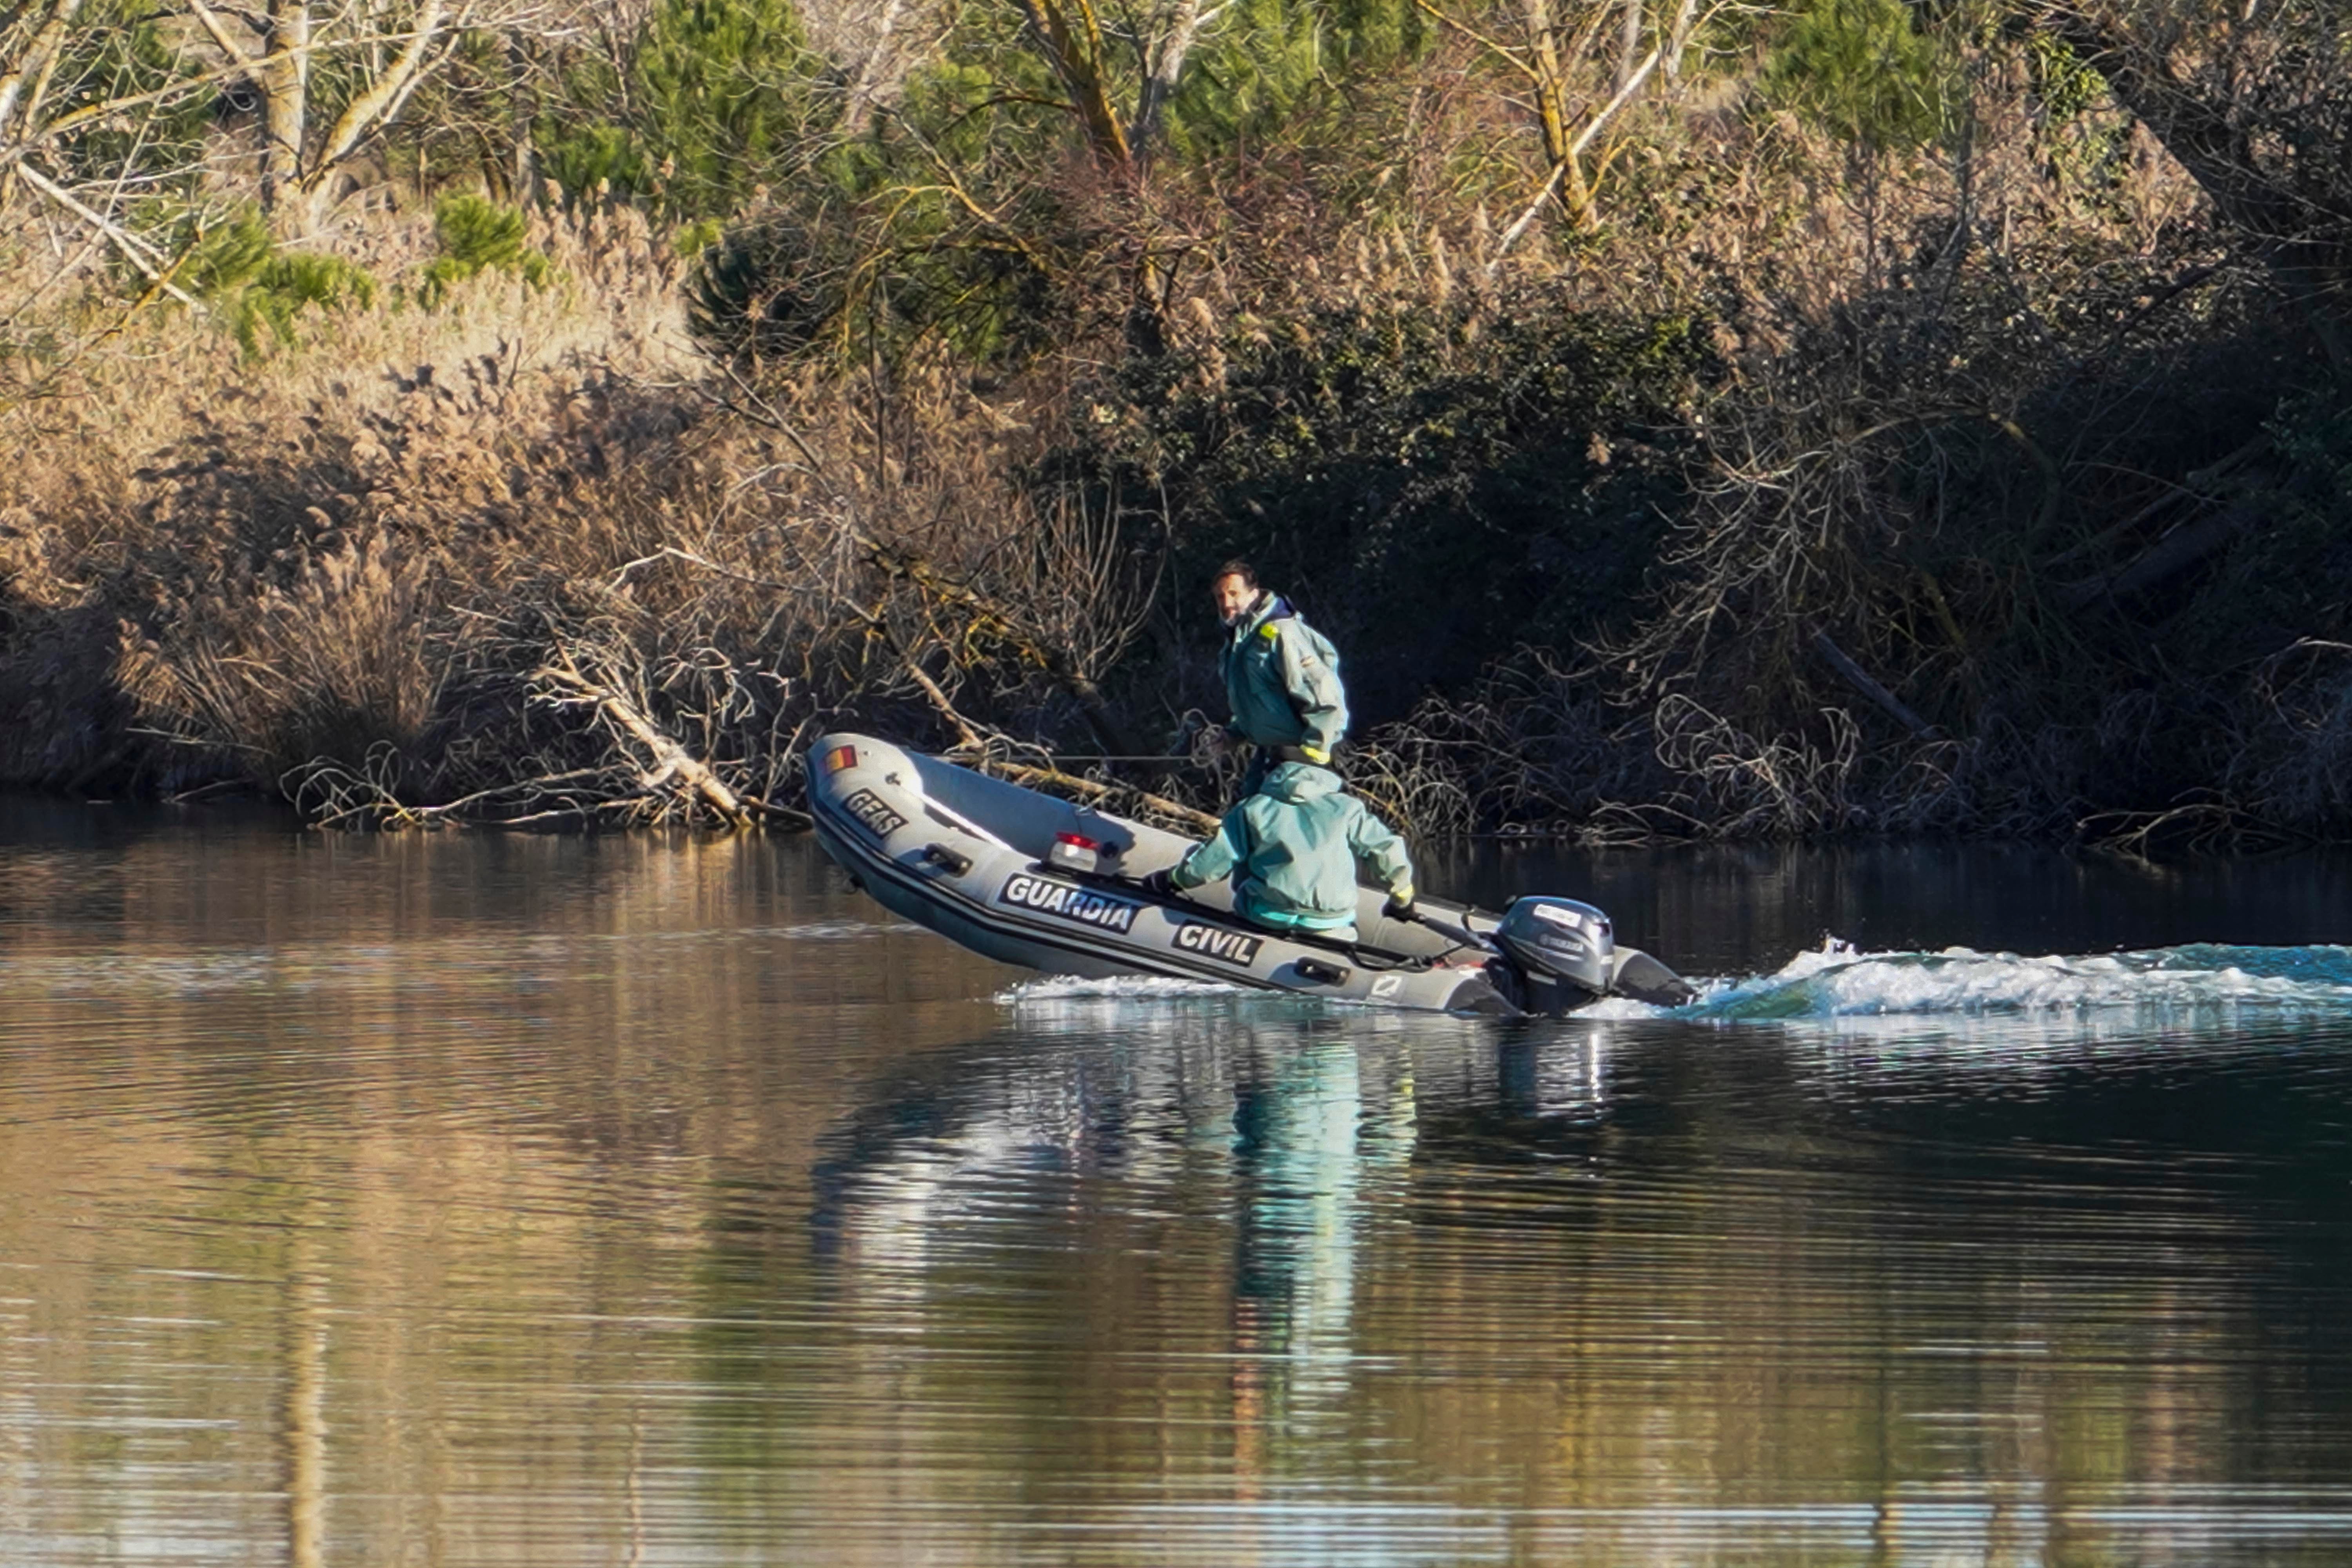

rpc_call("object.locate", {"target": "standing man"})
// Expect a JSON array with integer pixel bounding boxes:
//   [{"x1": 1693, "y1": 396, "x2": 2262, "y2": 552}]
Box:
[{"x1": 1210, "y1": 559, "x2": 1349, "y2": 797}]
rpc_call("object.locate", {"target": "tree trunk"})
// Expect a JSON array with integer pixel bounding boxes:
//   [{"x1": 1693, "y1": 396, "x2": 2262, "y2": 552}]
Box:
[
  {"x1": 1133, "y1": 0, "x2": 1211, "y2": 171},
  {"x1": 537, "y1": 653, "x2": 751, "y2": 828},
  {"x1": 1523, "y1": 0, "x2": 1591, "y2": 223},
  {"x1": 843, "y1": 0, "x2": 909, "y2": 118},
  {"x1": 1015, "y1": 0, "x2": 1133, "y2": 172},
  {"x1": 260, "y1": 0, "x2": 310, "y2": 227},
  {"x1": 1615, "y1": 0, "x2": 1642, "y2": 90},
  {"x1": 2038, "y1": 7, "x2": 2350, "y2": 368}
]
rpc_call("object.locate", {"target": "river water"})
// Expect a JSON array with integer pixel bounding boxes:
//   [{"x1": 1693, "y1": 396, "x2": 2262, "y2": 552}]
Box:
[{"x1": 4, "y1": 801, "x2": 2352, "y2": 1566}]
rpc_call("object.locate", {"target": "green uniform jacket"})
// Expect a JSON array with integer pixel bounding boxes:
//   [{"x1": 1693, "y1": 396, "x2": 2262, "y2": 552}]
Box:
[
  {"x1": 1221, "y1": 593, "x2": 1348, "y2": 762},
  {"x1": 1171, "y1": 762, "x2": 1413, "y2": 933}
]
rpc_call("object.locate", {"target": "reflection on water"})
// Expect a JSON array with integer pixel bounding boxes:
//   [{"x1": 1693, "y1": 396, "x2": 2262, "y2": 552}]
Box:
[{"x1": 5, "y1": 803, "x2": 2352, "y2": 1564}]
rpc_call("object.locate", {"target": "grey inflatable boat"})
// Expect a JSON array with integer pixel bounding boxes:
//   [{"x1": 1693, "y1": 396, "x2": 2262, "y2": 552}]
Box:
[{"x1": 807, "y1": 733, "x2": 1695, "y2": 1015}]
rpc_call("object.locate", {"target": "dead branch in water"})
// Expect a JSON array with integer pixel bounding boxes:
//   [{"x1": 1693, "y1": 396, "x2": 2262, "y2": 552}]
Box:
[
  {"x1": 2077, "y1": 797, "x2": 2310, "y2": 858},
  {"x1": 532, "y1": 645, "x2": 752, "y2": 828}
]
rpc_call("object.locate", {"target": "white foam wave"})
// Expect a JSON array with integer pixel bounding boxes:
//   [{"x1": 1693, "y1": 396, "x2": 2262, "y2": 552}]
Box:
[
  {"x1": 1663, "y1": 938, "x2": 2352, "y2": 1022},
  {"x1": 991, "y1": 940, "x2": 2352, "y2": 1024},
  {"x1": 1578, "y1": 994, "x2": 1679, "y2": 1020}
]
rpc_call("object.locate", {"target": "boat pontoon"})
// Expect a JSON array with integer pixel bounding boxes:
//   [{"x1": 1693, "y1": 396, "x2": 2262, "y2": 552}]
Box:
[{"x1": 808, "y1": 734, "x2": 1694, "y2": 1016}]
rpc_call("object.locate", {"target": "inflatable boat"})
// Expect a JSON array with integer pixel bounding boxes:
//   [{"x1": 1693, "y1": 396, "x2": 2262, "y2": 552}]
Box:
[{"x1": 806, "y1": 733, "x2": 1695, "y2": 1016}]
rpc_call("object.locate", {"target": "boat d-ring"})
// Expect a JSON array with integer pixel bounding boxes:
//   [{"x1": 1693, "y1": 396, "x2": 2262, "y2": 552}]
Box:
[{"x1": 920, "y1": 843, "x2": 975, "y2": 876}]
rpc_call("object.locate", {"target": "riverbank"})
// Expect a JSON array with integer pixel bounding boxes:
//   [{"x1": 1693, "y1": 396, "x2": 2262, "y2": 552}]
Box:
[
  {"x1": 4, "y1": 5, "x2": 2348, "y2": 848},
  {"x1": 1, "y1": 200, "x2": 2346, "y2": 849}
]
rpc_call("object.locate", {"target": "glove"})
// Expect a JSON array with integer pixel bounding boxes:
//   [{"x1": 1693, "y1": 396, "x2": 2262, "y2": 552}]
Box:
[
  {"x1": 1139, "y1": 868, "x2": 1176, "y2": 899},
  {"x1": 1382, "y1": 891, "x2": 1418, "y2": 923}
]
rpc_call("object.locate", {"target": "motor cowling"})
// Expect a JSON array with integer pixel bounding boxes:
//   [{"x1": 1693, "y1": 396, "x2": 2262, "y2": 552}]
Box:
[{"x1": 1492, "y1": 896, "x2": 1616, "y2": 1013}]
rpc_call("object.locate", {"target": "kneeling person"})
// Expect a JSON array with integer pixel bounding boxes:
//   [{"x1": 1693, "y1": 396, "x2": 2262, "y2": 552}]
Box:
[{"x1": 1145, "y1": 762, "x2": 1414, "y2": 941}]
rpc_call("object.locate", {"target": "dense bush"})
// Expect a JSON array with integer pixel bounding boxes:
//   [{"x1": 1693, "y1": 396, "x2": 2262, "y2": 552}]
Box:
[
  {"x1": 172, "y1": 215, "x2": 379, "y2": 356},
  {"x1": 1067, "y1": 284, "x2": 1721, "y2": 719}
]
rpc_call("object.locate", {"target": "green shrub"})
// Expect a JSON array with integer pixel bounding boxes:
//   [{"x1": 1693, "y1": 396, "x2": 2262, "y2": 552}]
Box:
[
  {"x1": 1136, "y1": 0, "x2": 1432, "y2": 167},
  {"x1": 674, "y1": 216, "x2": 726, "y2": 259},
  {"x1": 177, "y1": 214, "x2": 275, "y2": 299},
  {"x1": 1764, "y1": 0, "x2": 1955, "y2": 159},
  {"x1": 420, "y1": 194, "x2": 552, "y2": 304},
  {"x1": 235, "y1": 254, "x2": 378, "y2": 356},
  {"x1": 536, "y1": 0, "x2": 839, "y2": 223},
  {"x1": 152, "y1": 213, "x2": 377, "y2": 356},
  {"x1": 1063, "y1": 290, "x2": 1722, "y2": 719}
]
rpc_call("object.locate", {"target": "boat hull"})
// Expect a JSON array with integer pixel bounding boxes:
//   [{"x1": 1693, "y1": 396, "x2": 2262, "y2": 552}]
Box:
[{"x1": 806, "y1": 734, "x2": 1515, "y2": 1013}]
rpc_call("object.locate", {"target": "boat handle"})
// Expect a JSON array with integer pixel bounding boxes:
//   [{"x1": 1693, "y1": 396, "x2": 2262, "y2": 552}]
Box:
[{"x1": 920, "y1": 843, "x2": 974, "y2": 876}]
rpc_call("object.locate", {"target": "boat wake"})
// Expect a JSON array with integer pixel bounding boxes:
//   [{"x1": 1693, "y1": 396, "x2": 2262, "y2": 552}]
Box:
[
  {"x1": 1586, "y1": 939, "x2": 2352, "y2": 1021},
  {"x1": 997, "y1": 975, "x2": 1249, "y2": 1007},
  {"x1": 997, "y1": 942, "x2": 2352, "y2": 1023}
]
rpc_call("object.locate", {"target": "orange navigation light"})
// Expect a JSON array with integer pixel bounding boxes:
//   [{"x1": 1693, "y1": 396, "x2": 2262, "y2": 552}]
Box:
[{"x1": 823, "y1": 744, "x2": 857, "y2": 774}]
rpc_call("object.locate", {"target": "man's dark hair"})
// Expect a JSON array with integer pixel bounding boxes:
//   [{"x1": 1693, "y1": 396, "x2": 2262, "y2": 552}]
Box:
[{"x1": 1212, "y1": 558, "x2": 1258, "y2": 588}]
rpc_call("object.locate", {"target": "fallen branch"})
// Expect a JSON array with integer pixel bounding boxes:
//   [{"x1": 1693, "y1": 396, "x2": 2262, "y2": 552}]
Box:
[
  {"x1": 1810, "y1": 628, "x2": 1937, "y2": 738},
  {"x1": 13, "y1": 164, "x2": 203, "y2": 309},
  {"x1": 2055, "y1": 495, "x2": 2265, "y2": 610},
  {"x1": 2043, "y1": 431, "x2": 2269, "y2": 573},
  {"x1": 2077, "y1": 797, "x2": 2306, "y2": 857},
  {"x1": 534, "y1": 648, "x2": 751, "y2": 828},
  {"x1": 994, "y1": 758, "x2": 1220, "y2": 837},
  {"x1": 887, "y1": 631, "x2": 1221, "y2": 835}
]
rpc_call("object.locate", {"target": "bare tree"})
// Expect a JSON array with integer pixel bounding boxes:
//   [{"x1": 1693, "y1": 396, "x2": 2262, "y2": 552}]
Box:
[
  {"x1": 1415, "y1": 0, "x2": 1719, "y2": 249},
  {"x1": 0, "y1": 0, "x2": 85, "y2": 152},
  {"x1": 2016, "y1": 0, "x2": 2352, "y2": 364},
  {"x1": 1002, "y1": 0, "x2": 1235, "y2": 177},
  {"x1": 0, "y1": 0, "x2": 555, "y2": 249},
  {"x1": 0, "y1": 1, "x2": 223, "y2": 306},
  {"x1": 185, "y1": 0, "x2": 485, "y2": 234}
]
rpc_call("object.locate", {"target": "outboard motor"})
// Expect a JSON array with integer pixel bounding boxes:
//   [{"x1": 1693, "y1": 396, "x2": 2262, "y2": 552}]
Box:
[{"x1": 1492, "y1": 896, "x2": 1616, "y2": 1013}]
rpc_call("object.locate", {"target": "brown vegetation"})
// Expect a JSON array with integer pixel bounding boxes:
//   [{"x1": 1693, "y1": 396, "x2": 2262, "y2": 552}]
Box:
[
  {"x1": 0, "y1": 0, "x2": 2347, "y2": 848},
  {"x1": 0, "y1": 196, "x2": 1193, "y2": 829}
]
